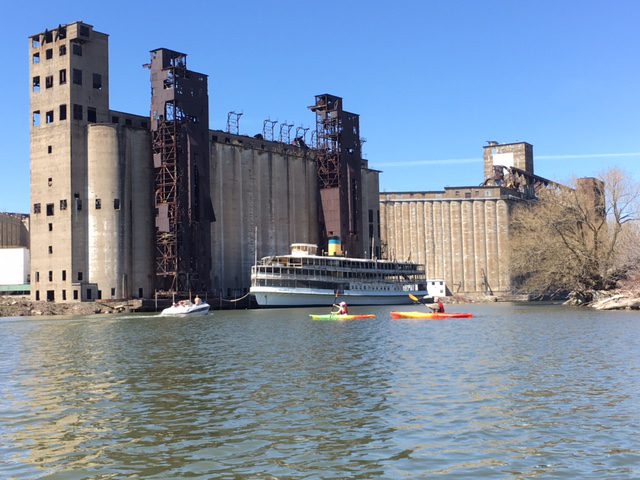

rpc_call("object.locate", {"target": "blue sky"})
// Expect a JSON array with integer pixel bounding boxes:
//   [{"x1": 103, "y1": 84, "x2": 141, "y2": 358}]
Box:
[{"x1": 2, "y1": 0, "x2": 639, "y2": 213}]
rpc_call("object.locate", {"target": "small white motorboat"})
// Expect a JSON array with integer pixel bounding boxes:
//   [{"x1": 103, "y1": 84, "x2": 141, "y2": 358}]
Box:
[{"x1": 160, "y1": 300, "x2": 210, "y2": 316}]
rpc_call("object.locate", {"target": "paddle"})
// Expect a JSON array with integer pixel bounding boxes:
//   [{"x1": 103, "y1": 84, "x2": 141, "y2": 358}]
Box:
[
  {"x1": 331, "y1": 289, "x2": 339, "y2": 315},
  {"x1": 409, "y1": 293, "x2": 433, "y2": 311}
]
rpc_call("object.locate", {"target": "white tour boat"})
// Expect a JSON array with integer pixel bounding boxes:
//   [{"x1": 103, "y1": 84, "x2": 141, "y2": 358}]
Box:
[
  {"x1": 250, "y1": 243, "x2": 446, "y2": 307},
  {"x1": 160, "y1": 300, "x2": 210, "y2": 316}
]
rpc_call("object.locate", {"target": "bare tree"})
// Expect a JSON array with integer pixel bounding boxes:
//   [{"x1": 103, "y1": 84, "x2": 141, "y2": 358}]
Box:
[{"x1": 509, "y1": 168, "x2": 640, "y2": 302}]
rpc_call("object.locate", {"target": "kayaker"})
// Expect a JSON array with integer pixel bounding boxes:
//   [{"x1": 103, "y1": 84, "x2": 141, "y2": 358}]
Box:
[
  {"x1": 427, "y1": 296, "x2": 445, "y2": 313},
  {"x1": 333, "y1": 301, "x2": 349, "y2": 315}
]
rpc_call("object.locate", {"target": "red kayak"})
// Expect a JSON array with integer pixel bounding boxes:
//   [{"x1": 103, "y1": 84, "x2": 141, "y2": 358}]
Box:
[{"x1": 390, "y1": 311, "x2": 473, "y2": 319}]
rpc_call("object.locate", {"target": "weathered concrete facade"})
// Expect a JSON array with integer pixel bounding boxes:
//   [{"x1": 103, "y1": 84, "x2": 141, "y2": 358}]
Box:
[
  {"x1": 29, "y1": 22, "x2": 381, "y2": 302},
  {"x1": 30, "y1": 22, "x2": 154, "y2": 302},
  {"x1": 209, "y1": 133, "x2": 381, "y2": 297},
  {"x1": 380, "y1": 141, "x2": 542, "y2": 296},
  {"x1": 209, "y1": 133, "x2": 319, "y2": 296},
  {"x1": 380, "y1": 187, "x2": 512, "y2": 295},
  {"x1": 0, "y1": 214, "x2": 30, "y2": 248}
]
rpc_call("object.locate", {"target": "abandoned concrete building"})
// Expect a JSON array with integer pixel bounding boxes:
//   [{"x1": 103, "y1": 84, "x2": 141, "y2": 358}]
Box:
[
  {"x1": 29, "y1": 21, "x2": 381, "y2": 303},
  {"x1": 379, "y1": 141, "x2": 557, "y2": 296}
]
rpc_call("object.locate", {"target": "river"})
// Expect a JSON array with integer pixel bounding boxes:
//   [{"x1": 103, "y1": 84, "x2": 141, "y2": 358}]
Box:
[{"x1": 1, "y1": 303, "x2": 639, "y2": 479}]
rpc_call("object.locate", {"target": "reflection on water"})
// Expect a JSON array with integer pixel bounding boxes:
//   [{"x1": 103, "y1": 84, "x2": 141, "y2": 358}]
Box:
[{"x1": 1, "y1": 304, "x2": 640, "y2": 478}]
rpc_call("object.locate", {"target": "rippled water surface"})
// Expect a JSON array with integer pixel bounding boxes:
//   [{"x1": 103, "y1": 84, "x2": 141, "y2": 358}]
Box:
[{"x1": 1, "y1": 304, "x2": 640, "y2": 478}]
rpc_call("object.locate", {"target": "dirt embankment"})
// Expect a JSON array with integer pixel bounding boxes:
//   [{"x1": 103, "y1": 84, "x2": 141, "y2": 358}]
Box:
[{"x1": 0, "y1": 296, "x2": 122, "y2": 318}]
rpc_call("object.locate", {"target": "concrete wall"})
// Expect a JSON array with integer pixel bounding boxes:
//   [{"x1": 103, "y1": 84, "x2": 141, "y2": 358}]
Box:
[
  {"x1": 361, "y1": 163, "x2": 382, "y2": 258},
  {"x1": 0, "y1": 214, "x2": 30, "y2": 248},
  {"x1": 380, "y1": 186, "x2": 513, "y2": 295},
  {"x1": 210, "y1": 132, "x2": 319, "y2": 296},
  {"x1": 483, "y1": 142, "x2": 534, "y2": 181},
  {"x1": 87, "y1": 124, "x2": 154, "y2": 300}
]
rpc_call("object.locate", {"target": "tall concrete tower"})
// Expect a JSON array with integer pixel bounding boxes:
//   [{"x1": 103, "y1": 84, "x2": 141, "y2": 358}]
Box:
[
  {"x1": 309, "y1": 94, "x2": 364, "y2": 258},
  {"x1": 29, "y1": 22, "x2": 109, "y2": 302},
  {"x1": 29, "y1": 22, "x2": 154, "y2": 303}
]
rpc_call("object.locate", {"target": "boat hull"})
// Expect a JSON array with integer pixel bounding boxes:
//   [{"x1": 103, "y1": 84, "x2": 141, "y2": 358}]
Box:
[
  {"x1": 250, "y1": 287, "x2": 428, "y2": 307},
  {"x1": 390, "y1": 311, "x2": 473, "y2": 319},
  {"x1": 310, "y1": 314, "x2": 376, "y2": 320},
  {"x1": 160, "y1": 303, "x2": 211, "y2": 316}
]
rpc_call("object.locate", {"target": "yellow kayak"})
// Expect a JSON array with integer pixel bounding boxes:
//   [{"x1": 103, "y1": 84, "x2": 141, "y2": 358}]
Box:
[{"x1": 310, "y1": 314, "x2": 376, "y2": 321}]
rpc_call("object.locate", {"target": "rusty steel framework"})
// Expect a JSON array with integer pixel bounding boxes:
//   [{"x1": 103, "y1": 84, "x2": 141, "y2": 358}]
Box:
[
  {"x1": 148, "y1": 49, "x2": 214, "y2": 296},
  {"x1": 484, "y1": 165, "x2": 559, "y2": 199},
  {"x1": 309, "y1": 94, "x2": 364, "y2": 258}
]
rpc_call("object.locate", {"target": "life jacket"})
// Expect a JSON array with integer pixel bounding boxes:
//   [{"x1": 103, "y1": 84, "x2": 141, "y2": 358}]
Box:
[
  {"x1": 437, "y1": 302, "x2": 444, "y2": 313},
  {"x1": 342, "y1": 306, "x2": 349, "y2": 315}
]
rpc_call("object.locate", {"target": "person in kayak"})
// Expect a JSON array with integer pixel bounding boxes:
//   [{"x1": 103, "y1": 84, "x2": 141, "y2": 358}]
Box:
[
  {"x1": 333, "y1": 301, "x2": 349, "y2": 315},
  {"x1": 424, "y1": 296, "x2": 445, "y2": 313}
]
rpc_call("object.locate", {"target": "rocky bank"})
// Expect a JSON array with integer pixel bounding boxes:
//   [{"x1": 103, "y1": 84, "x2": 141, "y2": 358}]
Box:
[{"x1": 0, "y1": 296, "x2": 133, "y2": 317}]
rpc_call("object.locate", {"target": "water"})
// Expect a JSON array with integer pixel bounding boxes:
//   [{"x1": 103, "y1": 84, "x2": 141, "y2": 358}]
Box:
[{"x1": 1, "y1": 304, "x2": 640, "y2": 479}]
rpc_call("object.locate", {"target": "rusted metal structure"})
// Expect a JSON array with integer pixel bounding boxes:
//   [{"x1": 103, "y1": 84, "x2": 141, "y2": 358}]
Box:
[
  {"x1": 148, "y1": 49, "x2": 214, "y2": 295},
  {"x1": 309, "y1": 94, "x2": 363, "y2": 257}
]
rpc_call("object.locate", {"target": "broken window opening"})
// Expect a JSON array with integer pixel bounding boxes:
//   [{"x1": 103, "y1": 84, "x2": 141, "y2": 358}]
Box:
[
  {"x1": 79, "y1": 25, "x2": 90, "y2": 37},
  {"x1": 33, "y1": 111, "x2": 41, "y2": 127},
  {"x1": 87, "y1": 107, "x2": 97, "y2": 123},
  {"x1": 46, "y1": 203, "x2": 54, "y2": 216},
  {"x1": 46, "y1": 111, "x2": 54, "y2": 124},
  {"x1": 114, "y1": 199, "x2": 121, "y2": 210},
  {"x1": 48, "y1": 246, "x2": 53, "y2": 254},
  {"x1": 73, "y1": 104, "x2": 82, "y2": 120},
  {"x1": 48, "y1": 178, "x2": 52, "y2": 186},
  {"x1": 45, "y1": 76, "x2": 53, "y2": 89},
  {"x1": 33, "y1": 53, "x2": 40, "y2": 64},
  {"x1": 48, "y1": 223, "x2": 53, "y2": 232},
  {"x1": 76, "y1": 199, "x2": 82, "y2": 211},
  {"x1": 32, "y1": 36, "x2": 40, "y2": 48},
  {"x1": 93, "y1": 73, "x2": 102, "y2": 89},
  {"x1": 95, "y1": 198, "x2": 101, "y2": 209},
  {"x1": 112, "y1": 116, "x2": 119, "y2": 124},
  {"x1": 33, "y1": 76, "x2": 40, "y2": 92},
  {"x1": 60, "y1": 199, "x2": 67, "y2": 210},
  {"x1": 34, "y1": 203, "x2": 41, "y2": 214},
  {"x1": 72, "y1": 43, "x2": 82, "y2": 56},
  {"x1": 73, "y1": 68, "x2": 82, "y2": 85},
  {"x1": 59, "y1": 69, "x2": 66, "y2": 85},
  {"x1": 62, "y1": 270, "x2": 66, "y2": 281},
  {"x1": 73, "y1": 290, "x2": 78, "y2": 300},
  {"x1": 58, "y1": 27, "x2": 66, "y2": 40},
  {"x1": 48, "y1": 271, "x2": 53, "y2": 282},
  {"x1": 46, "y1": 49, "x2": 53, "y2": 60},
  {"x1": 48, "y1": 146, "x2": 52, "y2": 154},
  {"x1": 78, "y1": 272, "x2": 83, "y2": 281},
  {"x1": 44, "y1": 31, "x2": 53, "y2": 43},
  {"x1": 59, "y1": 44, "x2": 66, "y2": 56},
  {"x1": 60, "y1": 104, "x2": 67, "y2": 121}
]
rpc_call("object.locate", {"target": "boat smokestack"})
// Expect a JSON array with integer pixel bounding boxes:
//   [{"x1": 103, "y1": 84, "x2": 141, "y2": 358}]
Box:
[{"x1": 328, "y1": 236, "x2": 342, "y2": 256}]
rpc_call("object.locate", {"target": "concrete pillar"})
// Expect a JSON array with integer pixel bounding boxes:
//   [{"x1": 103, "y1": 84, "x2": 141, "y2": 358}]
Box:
[
  {"x1": 87, "y1": 124, "x2": 125, "y2": 298},
  {"x1": 450, "y1": 201, "x2": 462, "y2": 293},
  {"x1": 496, "y1": 199, "x2": 510, "y2": 292},
  {"x1": 485, "y1": 201, "x2": 499, "y2": 294},
  {"x1": 461, "y1": 200, "x2": 475, "y2": 292},
  {"x1": 473, "y1": 200, "x2": 488, "y2": 294},
  {"x1": 416, "y1": 201, "x2": 425, "y2": 267}
]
